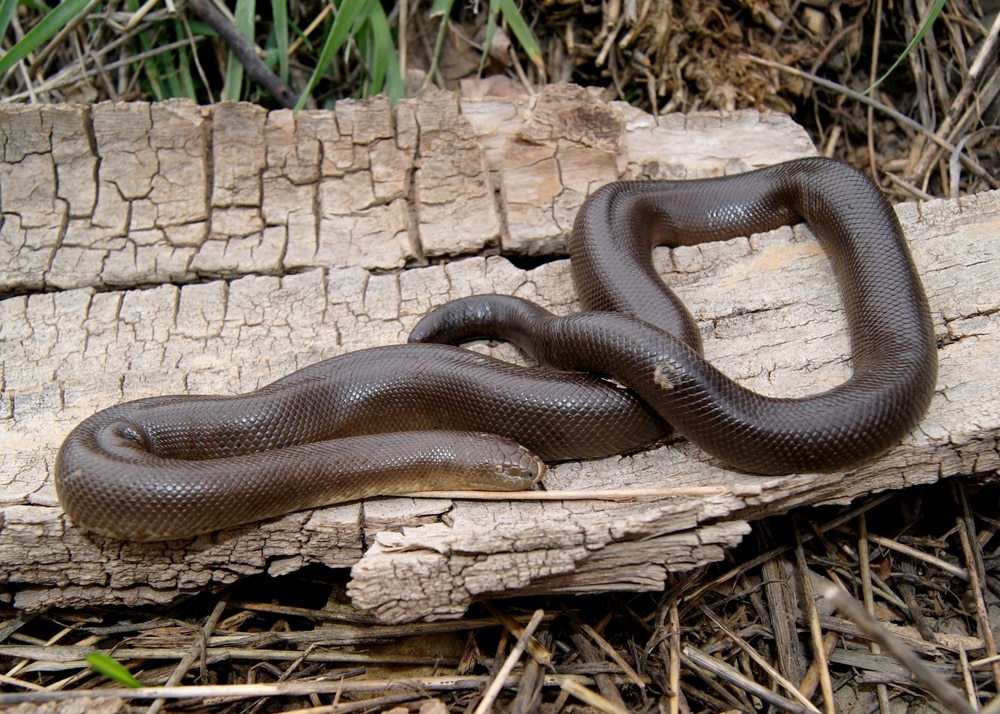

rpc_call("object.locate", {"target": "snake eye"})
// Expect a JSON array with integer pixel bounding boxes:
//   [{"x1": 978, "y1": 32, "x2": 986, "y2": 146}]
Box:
[
  {"x1": 494, "y1": 464, "x2": 504, "y2": 474},
  {"x1": 117, "y1": 425, "x2": 149, "y2": 450}
]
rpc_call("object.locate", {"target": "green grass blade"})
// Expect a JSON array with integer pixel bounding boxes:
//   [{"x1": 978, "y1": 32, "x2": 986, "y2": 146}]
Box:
[
  {"x1": 143, "y1": 52, "x2": 168, "y2": 100},
  {"x1": 85, "y1": 653, "x2": 143, "y2": 689},
  {"x1": 288, "y1": 18, "x2": 315, "y2": 53},
  {"x1": 0, "y1": 0, "x2": 93, "y2": 76},
  {"x1": 293, "y1": 0, "x2": 374, "y2": 111},
  {"x1": 499, "y1": 0, "x2": 542, "y2": 69},
  {"x1": 423, "y1": 0, "x2": 455, "y2": 89},
  {"x1": 157, "y1": 23, "x2": 187, "y2": 98},
  {"x1": 126, "y1": 0, "x2": 167, "y2": 101},
  {"x1": 867, "y1": 0, "x2": 946, "y2": 93},
  {"x1": 14, "y1": 0, "x2": 50, "y2": 11},
  {"x1": 0, "y1": 0, "x2": 19, "y2": 50},
  {"x1": 358, "y1": 18, "x2": 382, "y2": 96},
  {"x1": 224, "y1": 0, "x2": 255, "y2": 100},
  {"x1": 174, "y1": 37, "x2": 198, "y2": 100},
  {"x1": 366, "y1": 0, "x2": 402, "y2": 101},
  {"x1": 270, "y1": 0, "x2": 289, "y2": 82}
]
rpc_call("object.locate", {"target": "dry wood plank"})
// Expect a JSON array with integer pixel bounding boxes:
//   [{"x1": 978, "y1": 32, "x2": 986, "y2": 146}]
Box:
[{"x1": 0, "y1": 85, "x2": 996, "y2": 622}]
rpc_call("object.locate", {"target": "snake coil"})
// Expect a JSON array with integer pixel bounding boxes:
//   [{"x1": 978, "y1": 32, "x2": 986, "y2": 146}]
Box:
[{"x1": 55, "y1": 157, "x2": 937, "y2": 541}]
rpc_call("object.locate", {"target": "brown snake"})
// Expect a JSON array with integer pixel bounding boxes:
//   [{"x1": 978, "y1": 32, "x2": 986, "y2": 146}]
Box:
[{"x1": 55, "y1": 158, "x2": 937, "y2": 541}]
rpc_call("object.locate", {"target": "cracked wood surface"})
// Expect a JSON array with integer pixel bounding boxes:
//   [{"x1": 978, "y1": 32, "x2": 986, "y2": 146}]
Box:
[{"x1": 0, "y1": 85, "x2": 997, "y2": 622}]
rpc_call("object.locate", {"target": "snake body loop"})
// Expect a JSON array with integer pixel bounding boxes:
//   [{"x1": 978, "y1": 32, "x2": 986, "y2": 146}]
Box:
[
  {"x1": 56, "y1": 157, "x2": 937, "y2": 540},
  {"x1": 411, "y1": 158, "x2": 938, "y2": 474}
]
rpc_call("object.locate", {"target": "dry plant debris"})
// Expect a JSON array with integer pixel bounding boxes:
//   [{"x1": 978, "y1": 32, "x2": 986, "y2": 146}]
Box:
[
  {"x1": 2, "y1": 478, "x2": 999, "y2": 712},
  {"x1": 521, "y1": 0, "x2": 1000, "y2": 198}
]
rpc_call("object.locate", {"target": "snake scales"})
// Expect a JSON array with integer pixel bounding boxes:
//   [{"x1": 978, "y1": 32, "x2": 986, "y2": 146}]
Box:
[{"x1": 55, "y1": 158, "x2": 937, "y2": 541}]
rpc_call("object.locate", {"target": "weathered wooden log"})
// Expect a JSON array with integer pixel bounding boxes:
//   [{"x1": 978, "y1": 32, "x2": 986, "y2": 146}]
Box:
[{"x1": 0, "y1": 84, "x2": 996, "y2": 622}]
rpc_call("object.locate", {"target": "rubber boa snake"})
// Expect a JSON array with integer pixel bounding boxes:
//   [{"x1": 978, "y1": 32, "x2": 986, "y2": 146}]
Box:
[{"x1": 55, "y1": 157, "x2": 937, "y2": 541}]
